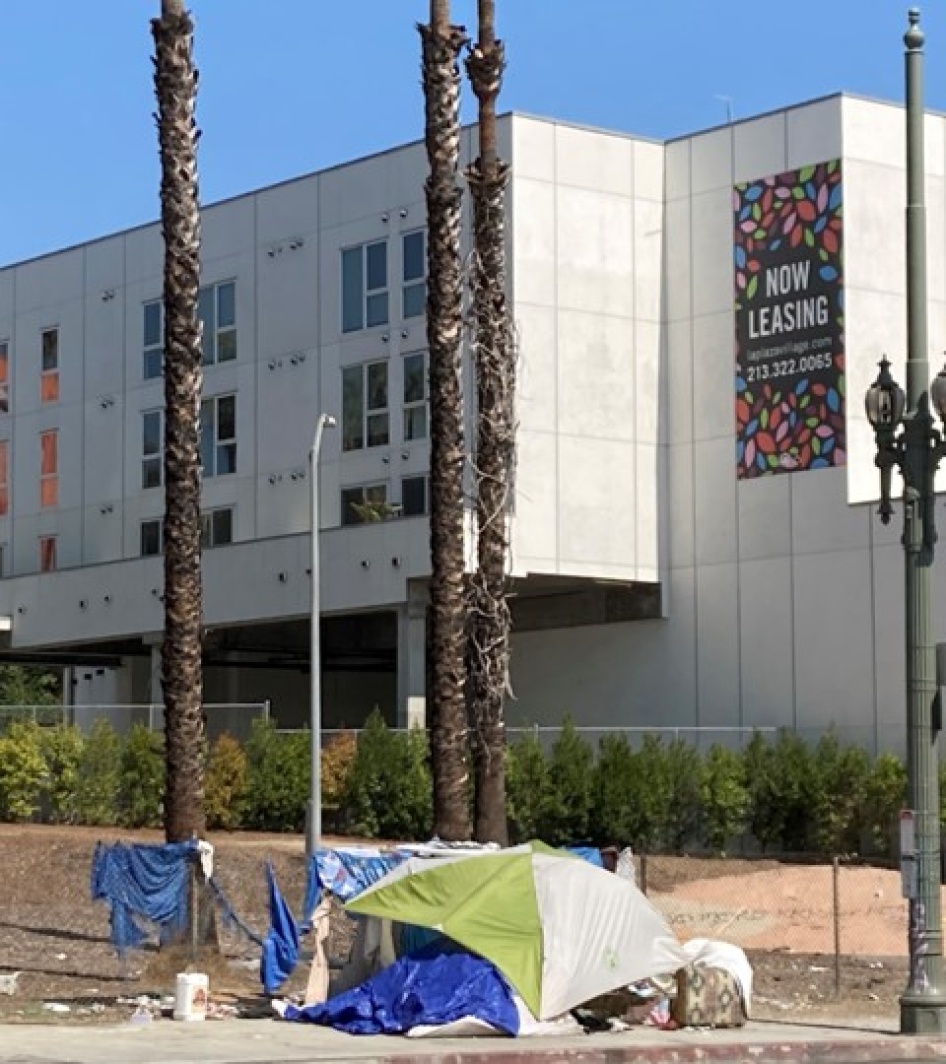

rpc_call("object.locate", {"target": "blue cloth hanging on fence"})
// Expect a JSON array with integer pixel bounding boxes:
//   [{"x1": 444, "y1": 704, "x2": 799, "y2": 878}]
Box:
[
  {"x1": 260, "y1": 861, "x2": 301, "y2": 994},
  {"x1": 90, "y1": 840, "x2": 196, "y2": 956}
]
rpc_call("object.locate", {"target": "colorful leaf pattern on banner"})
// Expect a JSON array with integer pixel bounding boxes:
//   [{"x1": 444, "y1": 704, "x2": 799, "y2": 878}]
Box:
[{"x1": 734, "y1": 160, "x2": 845, "y2": 478}]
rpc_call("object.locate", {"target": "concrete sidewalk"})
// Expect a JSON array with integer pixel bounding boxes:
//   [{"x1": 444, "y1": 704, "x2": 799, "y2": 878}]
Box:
[{"x1": 0, "y1": 1017, "x2": 943, "y2": 1064}]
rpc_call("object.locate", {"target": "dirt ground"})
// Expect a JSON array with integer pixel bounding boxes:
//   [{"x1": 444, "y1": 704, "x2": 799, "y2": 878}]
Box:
[{"x1": 0, "y1": 825, "x2": 907, "y2": 1027}]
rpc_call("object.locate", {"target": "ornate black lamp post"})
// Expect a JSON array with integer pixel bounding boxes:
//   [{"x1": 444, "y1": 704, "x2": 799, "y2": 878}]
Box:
[{"x1": 864, "y1": 9, "x2": 946, "y2": 1035}]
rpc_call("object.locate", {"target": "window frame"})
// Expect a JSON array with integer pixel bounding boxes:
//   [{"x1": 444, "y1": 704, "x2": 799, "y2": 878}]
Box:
[
  {"x1": 39, "y1": 535, "x2": 57, "y2": 572},
  {"x1": 143, "y1": 279, "x2": 236, "y2": 378},
  {"x1": 341, "y1": 240, "x2": 389, "y2": 333},
  {"x1": 341, "y1": 482, "x2": 389, "y2": 526},
  {"x1": 142, "y1": 409, "x2": 163, "y2": 489},
  {"x1": 401, "y1": 474, "x2": 428, "y2": 517},
  {"x1": 41, "y1": 327, "x2": 59, "y2": 404},
  {"x1": 0, "y1": 339, "x2": 10, "y2": 414},
  {"x1": 201, "y1": 506, "x2": 234, "y2": 548},
  {"x1": 0, "y1": 440, "x2": 9, "y2": 516},
  {"x1": 402, "y1": 350, "x2": 429, "y2": 442},
  {"x1": 140, "y1": 518, "x2": 163, "y2": 557},
  {"x1": 342, "y1": 360, "x2": 389, "y2": 452},
  {"x1": 143, "y1": 300, "x2": 163, "y2": 380},
  {"x1": 200, "y1": 394, "x2": 237, "y2": 477},
  {"x1": 40, "y1": 430, "x2": 58, "y2": 508},
  {"x1": 402, "y1": 229, "x2": 427, "y2": 320}
]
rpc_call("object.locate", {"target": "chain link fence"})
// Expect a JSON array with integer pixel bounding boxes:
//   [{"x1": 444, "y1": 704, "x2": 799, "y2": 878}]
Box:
[
  {"x1": 633, "y1": 851, "x2": 908, "y2": 1000},
  {"x1": 0, "y1": 701, "x2": 271, "y2": 742}
]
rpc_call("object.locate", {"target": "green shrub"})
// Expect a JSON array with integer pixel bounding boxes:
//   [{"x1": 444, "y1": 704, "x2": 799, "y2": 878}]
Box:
[
  {"x1": 341, "y1": 711, "x2": 432, "y2": 840},
  {"x1": 243, "y1": 719, "x2": 309, "y2": 832},
  {"x1": 663, "y1": 739, "x2": 704, "y2": 853},
  {"x1": 0, "y1": 721, "x2": 46, "y2": 821},
  {"x1": 505, "y1": 731, "x2": 551, "y2": 844},
  {"x1": 590, "y1": 733, "x2": 637, "y2": 846},
  {"x1": 700, "y1": 744, "x2": 750, "y2": 853},
  {"x1": 118, "y1": 725, "x2": 164, "y2": 829},
  {"x1": 39, "y1": 724, "x2": 84, "y2": 824},
  {"x1": 808, "y1": 731, "x2": 870, "y2": 854},
  {"x1": 626, "y1": 734, "x2": 674, "y2": 852},
  {"x1": 542, "y1": 718, "x2": 594, "y2": 846},
  {"x1": 74, "y1": 719, "x2": 122, "y2": 825},
  {"x1": 205, "y1": 733, "x2": 247, "y2": 831},
  {"x1": 865, "y1": 752, "x2": 906, "y2": 856}
]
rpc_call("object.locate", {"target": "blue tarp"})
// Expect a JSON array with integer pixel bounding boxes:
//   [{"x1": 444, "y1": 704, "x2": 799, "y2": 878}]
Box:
[
  {"x1": 261, "y1": 862, "x2": 301, "y2": 994},
  {"x1": 307, "y1": 848, "x2": 408, "y2": 907},
  {"x1": 281, "y1": 941, "x2": 519, "y2": 1036},
  {"x1": 90, "y1": 840, "x2": 195, "y2": 956}
]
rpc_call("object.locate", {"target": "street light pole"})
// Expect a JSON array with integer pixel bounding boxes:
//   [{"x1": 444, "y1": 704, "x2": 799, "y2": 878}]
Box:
[
  {"x1": 306, "y1": 412, "x2": 336, "y2": 860},
  {"x1": 865, "y1": 9, "x2": 946, "y2": 1035}
]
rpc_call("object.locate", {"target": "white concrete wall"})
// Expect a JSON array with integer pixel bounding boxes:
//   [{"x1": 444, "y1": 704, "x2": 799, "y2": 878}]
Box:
[{"x1": 510, "y1": 117, "x2": 663, "y2": 582}]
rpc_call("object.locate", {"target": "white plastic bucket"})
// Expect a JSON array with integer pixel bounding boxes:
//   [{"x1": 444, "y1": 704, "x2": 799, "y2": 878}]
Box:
[{"x1": 173, "y1": 972, "x2": 209, "y2": 1021}]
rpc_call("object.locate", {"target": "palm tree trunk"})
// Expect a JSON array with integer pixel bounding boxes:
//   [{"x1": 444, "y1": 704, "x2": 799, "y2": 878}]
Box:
[
  {"x1": 421, "y1": 0, "x2": 471, "y2": 841},
  {"x1": 153, "y1": 0, "x2": 206, "y2": 843},
  {"x1": 466, "y1": 0, "x2": 512, "y2": 844}
]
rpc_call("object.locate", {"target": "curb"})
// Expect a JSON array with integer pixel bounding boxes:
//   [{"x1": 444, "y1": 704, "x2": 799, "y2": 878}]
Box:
[{"x1": 373, "y1": 1036, "x2": 946, "y2": 1064}]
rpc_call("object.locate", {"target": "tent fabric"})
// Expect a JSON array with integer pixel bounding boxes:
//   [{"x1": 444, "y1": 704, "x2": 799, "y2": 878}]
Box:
[
  {"x1": 90, "y1": 840, "x2": 195, "y2": 956},
  {"x1": 280, "y1": 941, "x2": 519, "y2": 1036},
  {"x1": 261, "y1": 862, "x2": 301, "y2": 994},
  {"x1": 347, "y1": 839, "x2": 689, "y2": 1020}
]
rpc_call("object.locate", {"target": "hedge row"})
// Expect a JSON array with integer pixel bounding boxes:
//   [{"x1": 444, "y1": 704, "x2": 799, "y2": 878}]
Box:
[{"x1": 0, "y1": 712, "x2": 918, "y2": 855}]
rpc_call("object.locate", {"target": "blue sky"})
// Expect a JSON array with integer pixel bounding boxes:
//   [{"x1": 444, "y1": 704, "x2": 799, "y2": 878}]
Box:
[{"x1": 4, "y1": 1, "x2": 943, "y2": 265}]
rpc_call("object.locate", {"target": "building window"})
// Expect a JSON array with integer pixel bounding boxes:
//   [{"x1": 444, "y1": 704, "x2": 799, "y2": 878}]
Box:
[
  {"x1": 142, "y1": 410, "x2": 163, "y2": 489},
  {"x1": 199, "y1": 280, "x2": 237, "y2": 365},
  {"x1": 0, "y1": 340, "x2": 9, "y2": 413},
  {"x1": 39, "y1": 535, "x2": 57, "y2": 572},
  {"x1": 401, "y1": 475, "x2": 428, "y2": 517},
  {"x1": 143, "y1": 300, "x2": 163, "y2": 380},
  {"x1": 403, "y1": 351, "x2": 428, "y2": 441},
  {"x1": 341, "y1": 483, "x2": 390, "y2": 526},
  {"x1": 140, "y1": 519, "x2": 162, "y2": 556},
  {"x1": 40, "y1": 431, "x2": 58, "y2": 508},
  {"x1": 200, "y1": 394, "x2": 237, "y2": 476},
  {"x1": 142, "y1": 281, "x2": 236, "y2": 378},
  {"x1": 41, "y1": 328, "x2": 59, "y2": 404},
  {"x1": 402, "y1": 230, "x2": 426, "y2": 319},
  {"x1": 342, "y1": 241, "x2": 388, "y2": 333},
  {"x1": 201, "y1": 507, "x2": 233, "y2": 548},
  {"x1": 342, "y1": 361, "x2": 389, "y2": 451},
  {"x1": 0, "y1": 441, "x2": 8, "y2": 516}
]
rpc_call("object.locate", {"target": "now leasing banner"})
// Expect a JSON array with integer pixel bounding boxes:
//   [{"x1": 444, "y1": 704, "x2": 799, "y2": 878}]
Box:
[{"x1": 734, "y1": 160, "x2": 845, "y2": 478}]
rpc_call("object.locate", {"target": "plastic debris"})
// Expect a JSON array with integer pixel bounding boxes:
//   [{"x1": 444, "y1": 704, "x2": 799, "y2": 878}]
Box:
[
  {"x1": 42, "y1": 1002, "x2": 71, "y2": 1013},
  {"x1": 0, "y1": 972, "x2": 21, "y2": 996}
]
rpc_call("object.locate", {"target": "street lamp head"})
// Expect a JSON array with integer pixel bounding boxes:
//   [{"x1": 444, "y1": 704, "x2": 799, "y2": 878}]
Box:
[
  {"x1": 323, "y1": 414, "x2": 337, "y2": 429},
  {"x1": 865, "y1": 356, "x2": 906, "y2": 430},
  {"x1": 931, "y1": 363, "x2": 946, "y2": 425}
]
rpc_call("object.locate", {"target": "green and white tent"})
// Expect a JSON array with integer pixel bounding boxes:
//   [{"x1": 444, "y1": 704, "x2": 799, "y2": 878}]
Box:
[{"x1": 346, "y1": 840, "x2": 688, "y2": 1020}]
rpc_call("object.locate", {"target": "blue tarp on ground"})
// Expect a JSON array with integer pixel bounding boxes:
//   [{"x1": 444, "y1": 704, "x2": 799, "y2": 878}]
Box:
[
  {"x1": 280, "y1": 940, "x2": 519, "y2": 1036},
  {"x1": 90, "y1": 840, "x2": 196, "y2": 956}
]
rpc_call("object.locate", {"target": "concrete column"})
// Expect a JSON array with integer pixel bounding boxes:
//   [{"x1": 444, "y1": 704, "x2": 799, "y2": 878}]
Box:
[
  {"x1": 144, "y1": 634, "x2": 164, "y2": 733},
  {"x1": 397, "y1": 580, "x2": 427, "y2": 729}
]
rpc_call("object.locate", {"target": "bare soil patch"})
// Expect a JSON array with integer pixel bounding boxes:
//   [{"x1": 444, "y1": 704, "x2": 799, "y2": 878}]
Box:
[{"x1": 0, "y1": 828, "x2": 906, "y2": 1027}]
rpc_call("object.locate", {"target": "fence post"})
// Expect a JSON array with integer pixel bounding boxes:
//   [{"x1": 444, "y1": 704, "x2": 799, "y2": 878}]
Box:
[
  {"x1": 832, "y1": 855, "x2": 841, "y2": 997},
  {"x1": 640, "y1": 853, "x2": 648, "y2": 895}
]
